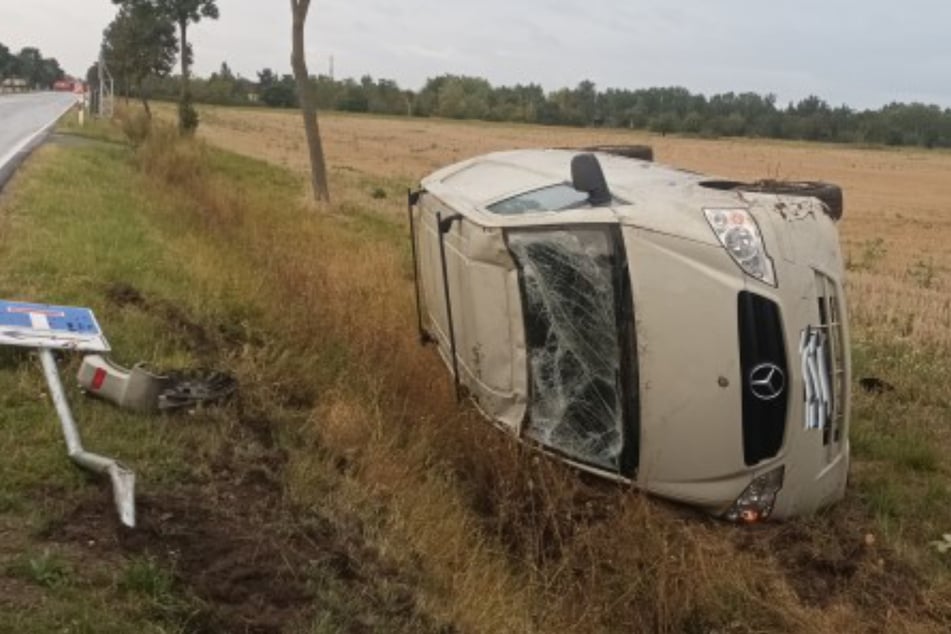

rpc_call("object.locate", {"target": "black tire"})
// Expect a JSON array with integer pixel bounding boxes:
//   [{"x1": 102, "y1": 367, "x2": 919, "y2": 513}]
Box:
[
  {"x1": 740, "y1": 180, "x2": 844, "y2": 221},
  {"x1": 582, "y1": 144, "x2": 654, "y2": 162}
]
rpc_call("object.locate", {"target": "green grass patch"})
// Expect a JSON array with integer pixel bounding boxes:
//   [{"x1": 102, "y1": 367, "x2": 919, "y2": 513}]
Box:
[
  {"x1": 56, "y1": 112, "x2": 128, "y2": 145},
  {"x1": 852, "y1": 426, "x2": 941, "y2": 473},
  {"x1": 7, "y1": 549, "x2": 72, "y2": 589},
  {"x1": 0, "y1": 142, "x2": 233, "y2": 631}
]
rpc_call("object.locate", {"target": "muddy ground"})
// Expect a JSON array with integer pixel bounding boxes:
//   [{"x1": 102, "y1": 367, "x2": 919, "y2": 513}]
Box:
[
  {"x1": 43, "y1": 409, "x2": 450, "y2": 634},
  {"x1": 732, "y1": 505, "x2": 926, "y2": 617}
]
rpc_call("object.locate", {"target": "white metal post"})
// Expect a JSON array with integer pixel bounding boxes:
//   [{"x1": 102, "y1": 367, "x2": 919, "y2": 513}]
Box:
[{"x1": 38, "y1": 349, "x2": 136, "y2": 527}]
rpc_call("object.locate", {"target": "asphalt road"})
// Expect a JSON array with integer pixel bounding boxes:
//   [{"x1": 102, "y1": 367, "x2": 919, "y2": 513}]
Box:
[{"x1": 0, "y1": 91, "x2": 78, "y2": 189}]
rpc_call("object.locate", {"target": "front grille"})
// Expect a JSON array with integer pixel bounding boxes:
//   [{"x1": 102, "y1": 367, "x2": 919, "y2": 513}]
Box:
[
  {"x1": 737, "y1": 292, "x2": 789, "y2": 466},
  {"x1": 808, "y1": 271, "x2": 847, "y2": 445}
]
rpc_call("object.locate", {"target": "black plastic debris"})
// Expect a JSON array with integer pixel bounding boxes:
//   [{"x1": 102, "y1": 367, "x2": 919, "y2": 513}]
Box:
[
  {"x1": 158, "y1": 371, "x2": 238, "y2": 411},
  {"x1": 859, "y1": 377, "x2": 895, "y2": 394}
]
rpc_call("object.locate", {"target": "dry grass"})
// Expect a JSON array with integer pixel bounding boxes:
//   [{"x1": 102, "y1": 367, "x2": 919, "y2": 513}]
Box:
[{"x1": 130, "y1": 105, "x2": 951, "y2": 633}]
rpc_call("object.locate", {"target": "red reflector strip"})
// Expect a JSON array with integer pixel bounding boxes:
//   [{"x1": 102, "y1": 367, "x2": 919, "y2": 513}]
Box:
[{"x1": 92, "y1": 368, "x2": 107, "y2": 390}]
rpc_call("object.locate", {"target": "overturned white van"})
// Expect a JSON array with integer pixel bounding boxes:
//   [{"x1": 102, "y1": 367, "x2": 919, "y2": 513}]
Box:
[{"x1": 408, "y1": 146, "x2": 850, "y2": 522}]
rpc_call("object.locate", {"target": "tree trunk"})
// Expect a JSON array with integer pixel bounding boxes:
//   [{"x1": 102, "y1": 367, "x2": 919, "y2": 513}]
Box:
[
  {"x1": 179, "y1": 20, "x2": 189, "y2": 100},
  {"x1": 178, "y1": 19, "x2": 191, "y2": 133},
  {"x1": 290, "y1": 0, "x2": 330, "y2": 203},
  {"x1": 141, "y1": 90, "x2": 152, "y2": 120}
]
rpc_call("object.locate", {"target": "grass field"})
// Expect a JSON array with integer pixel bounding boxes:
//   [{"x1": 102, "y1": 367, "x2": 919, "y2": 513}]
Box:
[{"x1": 0, "y1": 105, "x2": 947, "y2": 633}]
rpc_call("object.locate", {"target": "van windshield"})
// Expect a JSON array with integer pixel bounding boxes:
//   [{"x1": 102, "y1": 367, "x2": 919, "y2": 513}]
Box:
[{"x1": 506, "y1": 227, "x2": 639, "y2": 475}]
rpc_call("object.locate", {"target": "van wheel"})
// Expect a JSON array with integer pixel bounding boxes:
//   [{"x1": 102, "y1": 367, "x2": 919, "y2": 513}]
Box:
[
  {"x1": 582, "y1": 144, "x2": 654, "y2": 162},
  {"x1": 740, "y1": 180, "x2": 843, "y2": 221}
]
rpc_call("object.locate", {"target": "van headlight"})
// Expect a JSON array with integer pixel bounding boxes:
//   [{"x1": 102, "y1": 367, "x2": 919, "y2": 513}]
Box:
[
  {"x1": 704, "y1": 208, "x2": 776, "y2": 286},
  {"x1": 724, "y1": 466, "x2": 785, "y2": 523}
]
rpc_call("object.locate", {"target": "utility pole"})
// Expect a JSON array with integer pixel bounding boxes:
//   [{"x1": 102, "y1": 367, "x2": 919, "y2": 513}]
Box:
[
  {"x1": 329, "y1": 55, "x2": 334, "y2": 81},
  {"x1": 97, "y1": 53, "x2": 114, "y2": 118}
]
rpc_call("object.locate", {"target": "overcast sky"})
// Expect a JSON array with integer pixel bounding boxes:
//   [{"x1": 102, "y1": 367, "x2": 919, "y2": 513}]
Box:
[{"x1": 2, "y1": 0, "x2": 950, "y2": 109}]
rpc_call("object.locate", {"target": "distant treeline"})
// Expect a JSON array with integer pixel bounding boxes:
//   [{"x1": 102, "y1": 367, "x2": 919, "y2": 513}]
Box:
[
  {"x1": 136, "y1": 67, "x2": 951, "y2": 148},
  {"x1": 0, "y1": 41, "x2": 64, "y2": 87}
]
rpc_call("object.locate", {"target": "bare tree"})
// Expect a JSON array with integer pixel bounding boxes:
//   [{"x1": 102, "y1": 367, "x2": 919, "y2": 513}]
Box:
[{"x1": 290, "y1": 0, "x2": 330, "y2": 203}]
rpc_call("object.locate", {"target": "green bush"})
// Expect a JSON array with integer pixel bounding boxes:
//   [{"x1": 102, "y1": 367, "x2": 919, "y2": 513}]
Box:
[{"x1": 178, "y1": 96, "x2": 199, "y2": 135}]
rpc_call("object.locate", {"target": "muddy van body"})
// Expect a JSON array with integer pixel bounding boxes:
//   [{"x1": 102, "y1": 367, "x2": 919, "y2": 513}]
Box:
[{"x1": 408, "y1": 148, "x2": 850, "y2": 522}]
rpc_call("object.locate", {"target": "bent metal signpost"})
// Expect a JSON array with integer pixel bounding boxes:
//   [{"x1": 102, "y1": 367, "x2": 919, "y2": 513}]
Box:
[{"x1": 0, "y1": 300, "x2": 135, "y2": 527}]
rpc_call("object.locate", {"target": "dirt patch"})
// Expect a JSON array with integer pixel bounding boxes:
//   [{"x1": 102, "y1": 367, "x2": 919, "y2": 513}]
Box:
[
  {"x1": 104, "y1": 281, "x2": 147, "y2": 307},
  {"x1": 734, "y1": 502, "x2": 923, "y2": 614},
  {"x1": 43, "y1": 483, "x2": 315, "y2": 633},
  {"x1": 0, "y1": 576, "x2": 44, "y2": 610},
  {"x1": 42, "y1": 411, "x2": 449, "y2": 634},
  {"x1": 469, "y1": 457, "x2": 628, "y2": 566},
  {"x1": 0, "y1": 516, "x2": 46, "y2": 610},
  {"x1": 106, "y1": 281, "x2": 219, "y2": 359},
  {"x1": 119, "y1": 490, "x2": 313, "y2": 633},
  {"x1": 38, "y1": 485, "x2": 127, "y2": 555}
]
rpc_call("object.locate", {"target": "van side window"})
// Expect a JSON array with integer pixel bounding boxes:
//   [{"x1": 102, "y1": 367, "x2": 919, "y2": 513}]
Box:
[{"x1": 488, "y1": 184, "x2": 589, "y2": 215}]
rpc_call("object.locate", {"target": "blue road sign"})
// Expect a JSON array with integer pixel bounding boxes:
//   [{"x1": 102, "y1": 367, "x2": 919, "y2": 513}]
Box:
[{"x1": 0, "y1": 300, "x2": 110, "y2": 352}]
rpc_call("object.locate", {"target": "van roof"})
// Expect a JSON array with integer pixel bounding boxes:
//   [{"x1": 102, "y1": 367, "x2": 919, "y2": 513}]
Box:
[{"x1": 421, "y1": 148, "x2": 713, "y2": 212}]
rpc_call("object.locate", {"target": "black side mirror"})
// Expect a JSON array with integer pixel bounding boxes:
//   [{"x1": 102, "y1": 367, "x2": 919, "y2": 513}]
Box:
[{"x1": 571, "y1": 153, "x2": 612, "y2": 207}]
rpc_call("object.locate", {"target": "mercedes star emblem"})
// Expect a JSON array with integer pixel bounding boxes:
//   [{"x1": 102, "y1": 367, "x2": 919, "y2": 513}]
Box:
[{"x1": 750, "y1": 363, "x2": 786, "y2": 401}]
